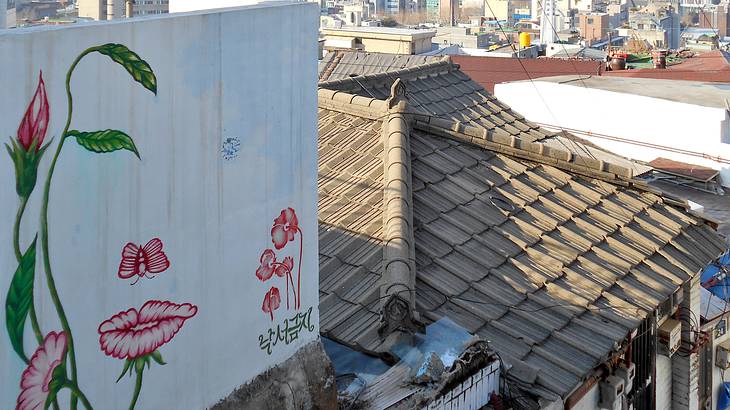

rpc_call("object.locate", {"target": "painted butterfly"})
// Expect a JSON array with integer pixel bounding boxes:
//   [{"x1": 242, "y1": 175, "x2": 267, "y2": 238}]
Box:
[{"x1": 117, "y1": 238, "x2": 170, "y2": 285}]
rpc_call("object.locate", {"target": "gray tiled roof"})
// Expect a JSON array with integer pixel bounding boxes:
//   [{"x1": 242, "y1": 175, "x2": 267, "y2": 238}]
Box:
[
  {"x1": 319, "y1": 51, "x2": 443, "y2": 81},
  {"x1": 319, "y1": 55, "x2": 651, "y2": 177},
  {"x1": 316, "y1": 59, "x2": 726, "y2": 402}
]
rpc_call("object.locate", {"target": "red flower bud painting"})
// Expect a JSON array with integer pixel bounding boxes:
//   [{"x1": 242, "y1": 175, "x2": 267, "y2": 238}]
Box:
[
  {"x1": 262, "y1": 287, "x2": 281, "y2": 321},
  {"x1": 17, "y1": 71, "x2": 49, "y2": 152}
]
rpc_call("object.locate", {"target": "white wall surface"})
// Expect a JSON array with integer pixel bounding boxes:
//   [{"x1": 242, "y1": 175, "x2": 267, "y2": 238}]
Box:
[
  {"x1": 170, "y1": 0, "x2": 287, "y2": 13},
  {"x1": 656, "y1": 354, "x2": 672, "y2": 410},
  {"x1": 0, "y1": 2, "x2": 319, "y2": 409},
  {"x1": 494, "y1": 81, "x2": 730, "y2": 186},
  {"x1": 571, "y1": 383, "x2": 599, "y2": 410}
]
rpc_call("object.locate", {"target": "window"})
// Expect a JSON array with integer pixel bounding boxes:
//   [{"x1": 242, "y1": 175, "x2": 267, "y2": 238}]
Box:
[{"x1": 587, "y1": 17, "x2": 594, "y2": 23}]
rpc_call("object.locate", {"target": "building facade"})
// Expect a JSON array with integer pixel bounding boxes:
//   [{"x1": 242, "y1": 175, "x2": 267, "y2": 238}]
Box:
[
  {"x1": 78, "y1": 0, "x2": 168, "y2": 19},
  {"x1": 700, "y1": 4, "x2": 729, "y2": 37},
  {"x1": 578, "y1": 12, "x2": 609, "y2": 44},
  {"x1": 321, "y1": 26, "x2": 436, "y2": 54}
]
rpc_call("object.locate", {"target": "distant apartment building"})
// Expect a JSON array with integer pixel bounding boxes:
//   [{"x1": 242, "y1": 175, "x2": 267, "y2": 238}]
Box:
[
  {"x1": 434, "y1": 26, "x2": 491, "y2": 47},
  {"x1": 623, "y1": 8, "x2": 680, "y2": 49},
  {"x1": 426, "y1": 0, "x2": 439, "y2": 20},
  {"x1": 321, "y1": 26, "x2": 436, "y2": 54},
  {"x1": 381, "y1": 0, "x2": 405, "y2": 14},
  {"x1": 134, "y1": 0, "x2": 169, "y2": 16},
  {"x1": 700, "y1": 4, "x2": 729, "y2": 37},
  {"x1": 573, "y1": 0, "x2": 597, "y2": 12},
  {"x1": 484, "y1": 0, "x2": 531, "y2": 24},
  {"x1": 578, "y1": 12, "x2": 609, "y2": 44},
  {"x1": 78, "y1": 0, "x2": 168, "y2": 19},
  {"x1": 607, "y1": 2, "x2": 628, "y2": 29},
  {"x1": 439, "y1": 0, "x2": 458, "y2": 24},
  {"x1": 484, "y1": 0, "x2": 509, "y2": 21}
]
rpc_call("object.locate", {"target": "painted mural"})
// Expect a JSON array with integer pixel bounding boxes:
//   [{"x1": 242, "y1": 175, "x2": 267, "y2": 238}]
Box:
[
  {"x1": 256, "y1": 208, "x2": 315, "y2": 355},
  {"x1": 5, "y1": 44, "x2": 197, "y2": 410}
]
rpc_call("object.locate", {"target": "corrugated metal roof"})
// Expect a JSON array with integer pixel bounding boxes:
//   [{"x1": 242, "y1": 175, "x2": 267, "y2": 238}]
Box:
[{"x1": 316, "y1": 57, "x2": 727, "y2": 403}]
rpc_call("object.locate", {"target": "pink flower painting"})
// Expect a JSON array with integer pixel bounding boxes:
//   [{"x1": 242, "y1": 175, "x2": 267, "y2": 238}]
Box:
[
  {"x1": 98, "y1": 300, "x2": 197, "y2": 360},
  {"x1": 117, "y1": 238, "x2": 170, "y2": 285},
  {"x1": 262, "y1": 287, "x2": 281, "y2": 321},
  {"x1": 271, "y1": 208, "x2": 299, "y2": 250},
  {"x1": 275, "y1": 256, "x2": 294, "y2": 279},
  {"x1": 256, "y1": 249, "x2": 277, "y2": 282},
  {"x1": 16, "y1": 331, "x2": 67, "y2": 410},
  {"x1": 256, "y1": 208, "x2": 304, "y2": 319},
  {"x1": 17, "y1": 71, "x2": 49, "y2": 152}
]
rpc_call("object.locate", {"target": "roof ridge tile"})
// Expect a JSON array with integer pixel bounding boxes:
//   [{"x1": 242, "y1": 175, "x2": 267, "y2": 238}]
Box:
[{"x1": 416, "y1": 118, "x2": 638, "y2": 182}]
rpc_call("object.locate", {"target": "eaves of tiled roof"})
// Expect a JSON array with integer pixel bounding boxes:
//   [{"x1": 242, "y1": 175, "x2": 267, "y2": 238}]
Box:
[{"x1": 316, "y1": 60, "x2": 727, "y2": 403}]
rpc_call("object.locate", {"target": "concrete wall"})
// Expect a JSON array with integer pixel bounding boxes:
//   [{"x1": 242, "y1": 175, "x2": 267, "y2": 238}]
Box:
[
  {"x1": 1, "y1": 2, "x2": 319, "y2": 409},
  {"x1": 657, "y1": 354, "x2": 673, "y2": 409},
  {"x1": 571, "y1": 383, "x2": 600, "y2": 410},
  {"x1": 494, "y1": 81, "x2": 730, "y2": 187},
  {"x1": 170, "y1": 0, "x2": 286, "y2": 13}
]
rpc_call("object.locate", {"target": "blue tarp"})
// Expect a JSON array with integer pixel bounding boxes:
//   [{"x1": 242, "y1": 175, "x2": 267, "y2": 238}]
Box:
[
  {"x1": 719, "y1": 382, "x2": 730, "y2": 410},
  {"x1": 701, "y1": 251, "x2": 730, "y2": 300}
]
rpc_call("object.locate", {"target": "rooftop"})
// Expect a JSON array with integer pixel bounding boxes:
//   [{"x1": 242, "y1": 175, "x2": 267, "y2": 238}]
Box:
[
  {"x1": 604, "y1": 50, "x2": 730, "y2": 83},
  {"x1": 316, "y1": 52, "x2": 726, "y2": 406},
  {"x1": 528, "y1": 75, "x2": 730, "y2": 109},
  {"x1": 452, "y1": 55, "x2": 604, "y2": 93},
  {"x1": 320, "y1": 26, "x2": 437, "y2": 38}
]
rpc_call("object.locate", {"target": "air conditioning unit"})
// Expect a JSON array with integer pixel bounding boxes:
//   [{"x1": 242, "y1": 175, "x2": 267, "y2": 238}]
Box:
[
  {"x1": 658, "y1": 318, "x2": 682, "y2": 357},
  {"x1": 717, "y1": 340, "x2": 730, "y2": 369},
  {"x1": 598, "y1": 375, "x2": 625, "y2": 410},
  {"x1": 615, "y1": 363, "x2": 636, "y2": 394}
]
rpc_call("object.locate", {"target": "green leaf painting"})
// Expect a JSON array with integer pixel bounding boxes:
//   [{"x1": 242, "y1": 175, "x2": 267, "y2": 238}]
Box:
[
  {"x1": 5, "y1": 237, "x2": 37, "y2": 363},
  {"x1": 68, "y1": 129, "x2": 140, "y2": 159},
  {"x1": 96, "y1": 43, "x2": 157, "y2": 95}
]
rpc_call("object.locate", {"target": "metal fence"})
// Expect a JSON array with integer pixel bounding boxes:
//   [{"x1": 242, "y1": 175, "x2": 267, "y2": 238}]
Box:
[{"x1": 425, "y1": 361, "x2": 500, "y2": 410}]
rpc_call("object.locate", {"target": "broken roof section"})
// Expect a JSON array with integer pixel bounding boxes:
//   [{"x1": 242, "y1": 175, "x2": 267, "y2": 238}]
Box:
[{"x1": 317, "y1": 54, "x2": 727, "y2": 403}]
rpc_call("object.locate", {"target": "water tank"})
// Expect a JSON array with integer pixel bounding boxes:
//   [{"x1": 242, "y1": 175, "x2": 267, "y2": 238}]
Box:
[
  {"x1": 609, "y1": 55, "x2": 626, "y2": 71},
  {"x1": 519, "y1": 32, "x2": 531, "y2": 48}
]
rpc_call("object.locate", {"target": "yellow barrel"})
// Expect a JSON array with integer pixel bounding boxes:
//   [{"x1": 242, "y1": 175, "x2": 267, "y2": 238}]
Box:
[{"x1": 519, "y1": 32, "x2": 531, "y2": 48}]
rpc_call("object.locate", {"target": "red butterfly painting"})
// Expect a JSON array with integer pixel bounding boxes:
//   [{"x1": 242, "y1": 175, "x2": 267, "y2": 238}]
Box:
[{"x1": 117, "y1": 238, "x2": 170, "y2": 285}]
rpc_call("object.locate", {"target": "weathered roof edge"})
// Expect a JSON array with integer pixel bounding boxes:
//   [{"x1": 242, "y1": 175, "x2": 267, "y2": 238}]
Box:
[
  {"x1": 415, "y1": 115, "x2": 633, "y2": 181},
  {"x1": 318, "y1": 55, "x2": 453, "y2": 90},
  {"x1": 412, "y1": 116, "x2": 725, "y2": 226},
  {"x1": 379, "y1": 79, "x2": 422, "y2": 346},
  {"x1": 318, "y1": 87, "x2": 388, "y2": 119}
]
